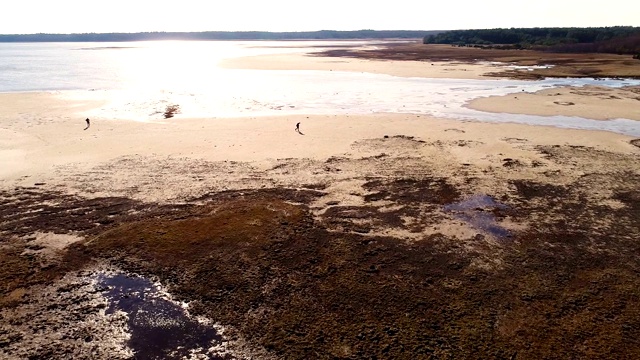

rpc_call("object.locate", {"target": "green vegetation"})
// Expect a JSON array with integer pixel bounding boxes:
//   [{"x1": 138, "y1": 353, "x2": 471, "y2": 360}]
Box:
[
  {"x1": 0, "y1": 30, "x2": 438, "y2": 42},
  {"x1": 423, "y1": 27, "x2": 640, "y2": 54}
]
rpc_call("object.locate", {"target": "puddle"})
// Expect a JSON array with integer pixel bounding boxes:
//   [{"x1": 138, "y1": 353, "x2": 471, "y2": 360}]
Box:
[
  {"x1": 98, "y1": 272, "x2": 228, "y2": 360},
  {"x1": 443, "y1": 195, "x2": 511, "y2": 239}
]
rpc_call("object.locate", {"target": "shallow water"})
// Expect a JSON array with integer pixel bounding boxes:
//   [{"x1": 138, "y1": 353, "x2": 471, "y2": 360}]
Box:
[
  {"x1": 82, "y1": 74, "x2": 640, "y2": 136},
  {"x1": 2, "y1": 41, "x2": 640, "y2": 135},
  {"x1": 444, "y1": 195, "x2": 511, "y2": 239},
  {"x1": 98, "y1": 272, "x2": 226, "y2": 359}
]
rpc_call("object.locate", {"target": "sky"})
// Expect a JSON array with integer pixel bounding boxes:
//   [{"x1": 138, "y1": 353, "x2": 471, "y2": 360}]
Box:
[{"x1": 3, "y1": 0, "x2": 639, "y2": 34}]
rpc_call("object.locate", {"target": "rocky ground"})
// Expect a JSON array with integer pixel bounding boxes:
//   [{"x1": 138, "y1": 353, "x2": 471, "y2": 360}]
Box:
[{"x1": 1, "y1": 136, "x2": 640, "y2": 359}]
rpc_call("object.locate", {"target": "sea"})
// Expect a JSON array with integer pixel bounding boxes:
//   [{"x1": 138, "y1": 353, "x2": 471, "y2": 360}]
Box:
[{"x1": 1, "y1": 40, "x2": 639, "y2": 135}]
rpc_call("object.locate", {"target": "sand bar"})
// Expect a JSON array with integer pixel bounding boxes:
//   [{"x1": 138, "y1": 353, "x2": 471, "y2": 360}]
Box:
[
  {"x1": 467, "y1": 85, "x2": 640, "y2": 121},
  {"x1": 220, "y1": 51, "x2": 504, "y2": 79}
]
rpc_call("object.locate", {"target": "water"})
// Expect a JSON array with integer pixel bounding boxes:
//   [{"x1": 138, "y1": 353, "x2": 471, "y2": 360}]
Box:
[
  {"x1": 2, "y1": 41, "x2": 639, "y2": 135},
  {"x1": 0, "y1": 40, "x2": 374, "y2": 92},
  {"x1": 443, "y1": 195, "x2": 511, "y2": 239},
  {"x1": 98, "y1": 272, "x2": 227, "y2": 359}
]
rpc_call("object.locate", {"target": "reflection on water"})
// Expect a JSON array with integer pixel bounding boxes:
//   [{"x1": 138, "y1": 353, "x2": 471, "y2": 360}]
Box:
[
  {"x1": 98, "y1": 272, "x2": 227, "y2": 360},
  {"x1": 2, "y1": 41, "x2": 640, "y2": 135},
  {"x1": 77, "y1": 73, "x2": 640, "y2": 135},
  {"x1": 0, "y1": 40, "x2": 372, "y2": 92},
  {"x1": 444, "y1": 195, "x2": 511, "y2": 239}
]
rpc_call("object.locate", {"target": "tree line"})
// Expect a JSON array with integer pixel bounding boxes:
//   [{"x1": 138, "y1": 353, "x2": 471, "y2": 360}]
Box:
[
  {"x1": 423, "y1": 27, "x2": 640, "y2": 54},
  {"x1": 0, "y1": 30, "x2": 437, "y2": 42}
]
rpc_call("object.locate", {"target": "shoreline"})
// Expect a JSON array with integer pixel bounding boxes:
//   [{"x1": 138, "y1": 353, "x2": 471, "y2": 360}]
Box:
[
  {"x1": 2, "y1": 92, "x2": 638, "y2": 191},
  {"x1": 3, "y1": 76, "x2": 640, "y2": 137}
]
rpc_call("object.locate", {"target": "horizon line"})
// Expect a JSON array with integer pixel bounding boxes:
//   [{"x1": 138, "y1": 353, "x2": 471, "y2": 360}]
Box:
[{"x1": 2, "y1": 26, "x2": 638, "y2": 37}]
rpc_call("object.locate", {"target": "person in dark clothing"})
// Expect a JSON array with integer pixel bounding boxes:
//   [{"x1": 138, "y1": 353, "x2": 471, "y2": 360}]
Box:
[
  {"x1": 84, "y1": 118, "x2": 90, "y2": 130},
  {"x1": 295, "y1": 122, "x2": 300, "y2": 133}
]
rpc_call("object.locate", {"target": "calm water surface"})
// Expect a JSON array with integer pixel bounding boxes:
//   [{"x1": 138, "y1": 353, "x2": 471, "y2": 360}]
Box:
[{"x1": 1, "y1": 41, "x2": 639, "y2": 135}]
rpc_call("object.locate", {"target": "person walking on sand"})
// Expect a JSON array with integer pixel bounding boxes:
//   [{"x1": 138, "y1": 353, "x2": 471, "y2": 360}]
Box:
[
  {"x1": 295, "y1": 122, "x2": 300, "y2": 133},
  {"x1": 84, "y1": 118, "x2": 90, "y2": 130}
]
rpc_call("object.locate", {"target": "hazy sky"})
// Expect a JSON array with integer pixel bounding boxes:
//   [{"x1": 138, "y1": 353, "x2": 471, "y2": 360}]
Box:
[{"x1": 3, "y1": 0, "x2": 638, "y2": 34}]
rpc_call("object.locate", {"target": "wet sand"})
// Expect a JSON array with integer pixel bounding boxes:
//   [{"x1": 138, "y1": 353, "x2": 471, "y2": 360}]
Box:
[
  {"x1": 2, "y1": 46, "x2": 640, "y2": 359},
  {"x1": 219, "y1": 51, "x2": 501, "y2": 79},
  {"x1": 467, "y1": 85, "x2": 640, "y2": 121}
]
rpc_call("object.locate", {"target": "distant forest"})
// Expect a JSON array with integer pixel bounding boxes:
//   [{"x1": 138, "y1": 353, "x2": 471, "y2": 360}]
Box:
[
  {"x1": 423, "y1": 27, "x2": 640, "y2": 55},
  {"x1": 0, "y1": 30, "x2": 437, "y2": 42}
]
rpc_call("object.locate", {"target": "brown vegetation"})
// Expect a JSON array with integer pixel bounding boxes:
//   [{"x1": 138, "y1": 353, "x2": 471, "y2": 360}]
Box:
[
  {"x1": 317, "y1": 43, "x2": 640, "y2": 80},
  {"x1": 164, "y1": 104, "x2": 181, "y2": 119},
  {"x1": 2, "y1": 141, "x2": 640, "y2": 359}
]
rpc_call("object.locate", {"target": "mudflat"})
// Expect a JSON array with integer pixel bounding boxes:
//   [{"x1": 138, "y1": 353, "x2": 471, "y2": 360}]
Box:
[{"x1": 315, "y1": 42, "x2": 640, "y2": 80}]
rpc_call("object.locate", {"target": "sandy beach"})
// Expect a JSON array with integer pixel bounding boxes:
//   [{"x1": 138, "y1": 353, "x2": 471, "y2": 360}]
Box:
[
  {"x1": 2, "y1": 45, "x2": 640, "y2": 359},
  {"x1": 1, "y1": 91, "x2": 636, "y2": 201}
]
